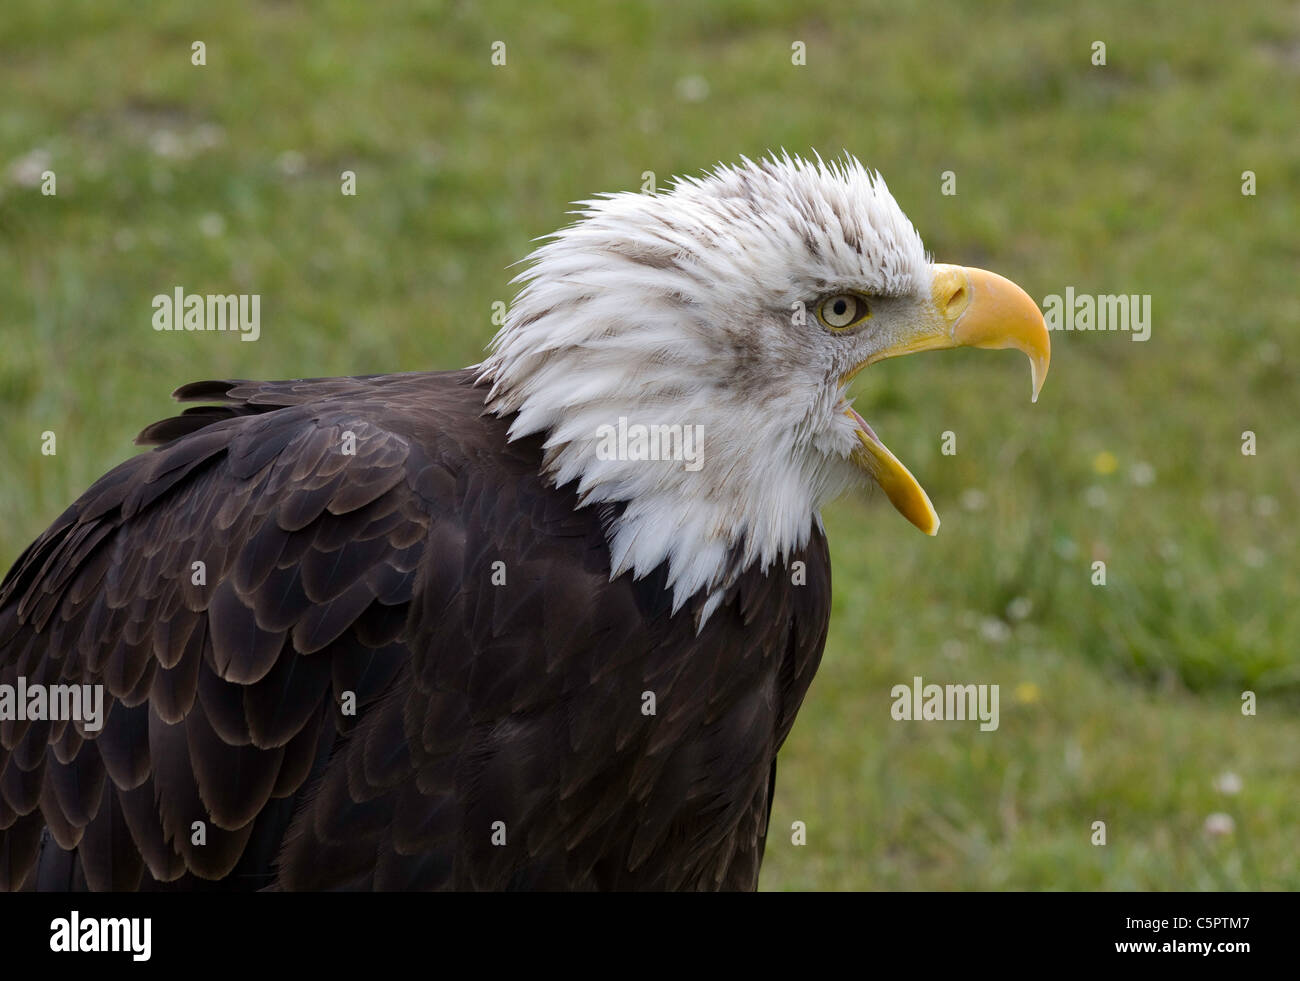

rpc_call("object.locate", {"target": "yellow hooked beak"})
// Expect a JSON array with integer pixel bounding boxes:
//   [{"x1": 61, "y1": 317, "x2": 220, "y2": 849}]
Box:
[{"x1": 846, "y1": 264, "x2": 1050, "y2": 535}]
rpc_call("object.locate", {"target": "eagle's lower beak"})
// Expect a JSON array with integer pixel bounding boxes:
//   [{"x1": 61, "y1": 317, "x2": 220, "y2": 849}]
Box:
[{"x1": 847, "y1": 264, "x2": 1050, "y2": 535}]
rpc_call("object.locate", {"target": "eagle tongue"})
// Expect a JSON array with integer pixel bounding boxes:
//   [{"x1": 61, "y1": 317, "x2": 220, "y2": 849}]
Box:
[{"x1": 847, "y1": 407, "x2": 879, "y2": 442}]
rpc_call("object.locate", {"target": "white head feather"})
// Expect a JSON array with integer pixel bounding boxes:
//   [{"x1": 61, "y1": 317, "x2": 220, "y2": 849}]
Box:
[{"x1": 478, "y1": 153, "x2": 931, "y2": 623}]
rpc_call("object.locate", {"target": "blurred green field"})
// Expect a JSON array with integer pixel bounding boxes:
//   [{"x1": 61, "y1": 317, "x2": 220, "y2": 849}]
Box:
[{"x1": 1, "y1": 0, "x2": 1296, "y2": 889}]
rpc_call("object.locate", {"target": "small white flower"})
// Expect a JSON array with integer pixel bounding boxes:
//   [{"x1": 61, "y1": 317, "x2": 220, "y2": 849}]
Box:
[
  {"x1": 1203, "y1": 812, "x2": 1235, "y2": 837},
  {"x1": 277, "y1": 150, "x2": 306, "y2": 177},
  {"x1": 674, "y1": 75, "x2": 710, "y2": 102},
  {"x1": 193, "y1": 123, "x2": 225, "y2": 150},
  {"x1": 1129, "y1": 461, "x2": 1155, "y2": 486},
  {"x1": 979, "y1": 617, "x2": 1010, "y2": 643},
  {"x1": 959, "y1": 488, "x2": 986, "y2": 512},
  {"x1": 1006, "y1": 596, "x2": 1033, "y2": 621},
  {"x1": 198, "y1": 213, "x2": 226, "y2": 238},
  {"x1": 1213, "y1": 772, "x2": 1242, "y2": 795},
  {"x1": 7, "y1": 148, "x2": 51, "y2": 188},
  {"x1": 1064, "y1": 740, "x2": 1083, "y2": 772},
  {"x1": 1253, "y1": 495, "x2": 1278, "y2": 518},
  {"x1": 149, "y1": 130, "x2": 184, "y2": 158}
]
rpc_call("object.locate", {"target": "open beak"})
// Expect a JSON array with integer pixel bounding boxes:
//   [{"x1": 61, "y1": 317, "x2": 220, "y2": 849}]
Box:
[{"x1": 846, "y1": 264, "x2": 1050, "y2": 535}]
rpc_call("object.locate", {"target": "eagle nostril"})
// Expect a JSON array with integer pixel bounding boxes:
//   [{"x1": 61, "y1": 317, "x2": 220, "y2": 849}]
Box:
[{"x1": 944, "y1": 282, "x2": 970, "y2": 320}]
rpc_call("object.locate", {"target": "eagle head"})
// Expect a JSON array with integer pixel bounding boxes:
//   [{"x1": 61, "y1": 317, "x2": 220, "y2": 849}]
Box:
[{"x1": 480, "y1": 153, "x2": 1049, "y2": 621}]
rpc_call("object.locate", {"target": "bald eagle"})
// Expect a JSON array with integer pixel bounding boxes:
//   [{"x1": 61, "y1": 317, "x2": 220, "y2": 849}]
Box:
[{"x1": 0, "y1": 154, "x2": 1048, "y2": 891}]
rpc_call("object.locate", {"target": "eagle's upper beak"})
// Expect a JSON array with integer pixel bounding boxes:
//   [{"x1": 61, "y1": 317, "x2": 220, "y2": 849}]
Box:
[{"x1": 846, "y1": 264, "x2": 1050, "y2": 535}]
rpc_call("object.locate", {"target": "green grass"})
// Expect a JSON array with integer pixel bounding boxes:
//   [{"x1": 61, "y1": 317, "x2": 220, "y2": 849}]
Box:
[{"x1": 1, "y1": 0, "x2": 1296, "y2": 889}]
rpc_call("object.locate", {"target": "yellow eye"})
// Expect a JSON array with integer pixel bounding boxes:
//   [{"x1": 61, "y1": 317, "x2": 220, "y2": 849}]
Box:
[{"x1": 819, "y1": 293, "x2": 870, "y2": 330}]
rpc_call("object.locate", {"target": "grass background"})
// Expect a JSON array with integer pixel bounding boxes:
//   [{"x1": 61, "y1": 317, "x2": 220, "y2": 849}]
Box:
[{"x1": 1, "y1": 0, "x2": 1296, "y2": 889}]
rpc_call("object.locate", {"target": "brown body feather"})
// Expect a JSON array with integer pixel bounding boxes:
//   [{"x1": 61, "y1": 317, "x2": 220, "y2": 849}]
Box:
[{"x1": 0, "y1": 369, "x2": 830, "y2": 890}]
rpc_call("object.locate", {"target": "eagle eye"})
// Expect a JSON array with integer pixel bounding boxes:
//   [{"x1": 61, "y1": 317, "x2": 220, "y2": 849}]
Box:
[{"x1": 818, "y1": 293, "x2": 870, "y2": 330}]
